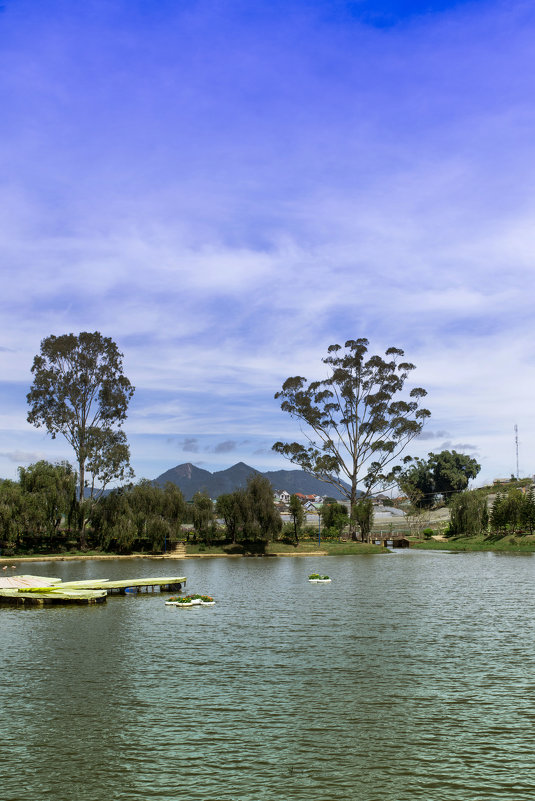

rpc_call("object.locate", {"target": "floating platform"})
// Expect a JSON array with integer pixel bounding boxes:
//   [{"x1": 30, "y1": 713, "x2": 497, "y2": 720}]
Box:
[{"x1": 0, "y1": 575, "x2": 187, "y2": 606}]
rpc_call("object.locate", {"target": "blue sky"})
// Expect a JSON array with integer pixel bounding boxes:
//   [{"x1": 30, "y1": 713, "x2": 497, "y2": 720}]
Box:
[{"x1": 1, "y1": 0, "x2": 534, "y2": 487}]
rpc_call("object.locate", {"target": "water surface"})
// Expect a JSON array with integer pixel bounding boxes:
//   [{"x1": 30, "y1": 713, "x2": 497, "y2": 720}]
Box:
[{"x1": 1, "y1": 552, "x2": 534, "y2": 800}]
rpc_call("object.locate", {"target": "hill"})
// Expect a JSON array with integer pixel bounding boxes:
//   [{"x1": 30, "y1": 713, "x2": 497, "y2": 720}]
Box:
[{"x1": 153, "y1": 461, "x2": 351, "y2": 501}]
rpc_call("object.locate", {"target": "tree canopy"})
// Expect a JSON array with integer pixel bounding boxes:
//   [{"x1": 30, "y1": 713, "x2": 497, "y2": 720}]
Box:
[
  {"x1": 27, "y1": 332, "x2": 135, "y2": 503},
  {"x1": 90, "y1": 480, "x2": 186, "y2": 553},
  {"x1": 320, "y1": 501, "x2": 348, "y2": 537},
  {"x1": 215, "y1": 475, "x2": 281, "y2": 550},
  {"x1": 288, "y1": 493, "x2": 305, "y2": 544},
  {"x1": 273, "y1": 338, "x2": 430, "y2": 530},
  {"x1": 399, "y1": 450, "x2": 481, "y2": 507}
]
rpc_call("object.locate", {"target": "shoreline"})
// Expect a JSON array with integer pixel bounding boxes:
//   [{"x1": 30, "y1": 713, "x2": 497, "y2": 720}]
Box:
[{"x1": 1, "y1": 551, "x2": 330, "y2": 563}]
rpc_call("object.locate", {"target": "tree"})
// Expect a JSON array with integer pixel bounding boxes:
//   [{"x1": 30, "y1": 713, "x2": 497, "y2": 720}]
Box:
[
  {"x1": 288, "y1": 493, "x2": 305, "y2": 544},
  {"x1": 398, "y1": 459, "x2": 436, "y2": 509},
  {"x1": 273, "y1": 338, "x2": 430, "y2": 536},
  {"x1": 352, "y1": 497, "x2": 374, "y2": 541},
  {"x1": 216, "y1": 491, "x2": 247, "y2": 544},
  {"x1": 243, "y1": 474, "x2": 282, "y2": 547},
  {"x1": 18, "y1": 460, "x2": 77, "y2": 539},
  {"x1": 192, "y1": 491, "x2": 215, "y2": 543},
  {"x1": 431, "y1": 451, "x2": 481, "y2": 500},
  {"x1": 521, "y1": 488, "x2": 535, "y2": 535},
  {"x1": 0, "y1": 480, "x2": 24, "y2": 552},
  {"x1": 400, "y1": 450, "x2": 481, "y2": 508},
  {"x1": 90, "y1": 480, "x2": 186, "y2": 553},
  {"x1": 27, "y1": 332, "x2": 135, "y2": 504},
  {"x1": 447, "y1": 490, "x2": 488, "y2": 537},
  {"x1": 320, "y1": 502, "x2": 348, "y2": 538},
  {"x1": 85, "y1": 429, "x2": 134, "y2": 499},
  {"x1": 490, "y1": 492, "x2": 508, "y2": 534}
]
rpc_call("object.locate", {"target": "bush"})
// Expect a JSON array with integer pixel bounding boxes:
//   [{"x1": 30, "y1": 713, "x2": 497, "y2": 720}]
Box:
[{"x1": 422, "y1": 527, "x2": 435, "y2": 539}]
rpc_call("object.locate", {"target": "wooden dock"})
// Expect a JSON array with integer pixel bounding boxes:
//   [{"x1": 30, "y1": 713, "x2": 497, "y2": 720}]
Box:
[
  {"x1": 60, "y1": 576, "x2": 187, "y2": 594},
  {"x1": 0, "y1": 575, "x2": 187, "y2": 606}
]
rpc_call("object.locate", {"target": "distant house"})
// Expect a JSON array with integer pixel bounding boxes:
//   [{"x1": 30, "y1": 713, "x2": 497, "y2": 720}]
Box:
[
  {"x1": 295, "y1": 493, "x2": 318, "y2": 504},
  {"x1": 392, "y1": 495, "x2": 409, "y2": 507},
  {"x1": 372, "y1": 493, "x2": 390, "y2": 506},
  {"x1": 278, "y1": 490, "x2": 291, "y2": 504}
]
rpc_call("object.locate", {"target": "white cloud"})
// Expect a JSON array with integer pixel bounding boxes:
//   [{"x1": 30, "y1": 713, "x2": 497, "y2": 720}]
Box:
[{"x1": 1, "y1": 0, "x2": 534, "y2": 486}]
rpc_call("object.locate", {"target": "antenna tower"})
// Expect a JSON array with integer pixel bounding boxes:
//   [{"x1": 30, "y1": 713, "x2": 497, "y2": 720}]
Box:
[{"x1": 514, "y1": 424, "x2": 519, "y2": 480}]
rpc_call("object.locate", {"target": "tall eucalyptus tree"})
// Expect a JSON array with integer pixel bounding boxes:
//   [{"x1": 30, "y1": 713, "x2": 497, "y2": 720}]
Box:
[
  {"x1": 27, "y1": 332, "x2": 135, "y2": 503},
  {"x1": 273, "y1": 338, "x2": 430, "y2": 534}
]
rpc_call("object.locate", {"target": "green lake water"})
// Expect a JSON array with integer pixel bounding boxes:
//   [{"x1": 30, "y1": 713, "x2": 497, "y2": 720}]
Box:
[{"x1": 1, "y1": 551, "x2": 535, "y2": 801}]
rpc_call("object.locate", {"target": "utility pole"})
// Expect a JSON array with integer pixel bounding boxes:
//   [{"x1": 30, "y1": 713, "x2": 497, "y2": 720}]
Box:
[{"x1": 515, "y1": 424, "x2": 519, "y2": 480}]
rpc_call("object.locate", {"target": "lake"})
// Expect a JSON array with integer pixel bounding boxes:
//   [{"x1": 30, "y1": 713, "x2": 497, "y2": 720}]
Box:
[{"x1": 1, "y1": 551, "x2": 535, "y2": 801}]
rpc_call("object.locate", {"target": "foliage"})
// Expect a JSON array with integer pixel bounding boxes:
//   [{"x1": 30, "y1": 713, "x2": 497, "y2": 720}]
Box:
[
  {"x1": 447, "y1": 490, "x2": 489, "y2": 537},
  {"x1": 192, "y1": 491, "x2": 215, "y2": 543},
  {"x1": 0, "y1": 480, "x2": 24, "y2": 551},
  {"x1": 320, "y1": 502, "x2": 348, "y2": 537},
  {"x1": 0, "y1": 462, "x2": 77, "y2": 552},
  {"x1": 522, "y1": 488, "x2": 535, "y2": 534},
  {"x1": 490, "y1": 487, "x2": 535, "y2": 535},
  {"x1": 243, "y1": 474, "x2": 282, "y2": 546},
  {"x1": 352, "y1": 497, "x2": 374, "y2": 541},
  {"x1": 27, "y1": 332, "x2": 135, "y2": 504},
  {"x1": 216, "y1": 491, "x2": 246, "y2": 543},
  {"x1": 85, "y1": 429, "x2": 134, "y2": 498},
  {"x1": 90, "y1": 480, "x2": 186, "y2": 552},
  {"x1": 215, "y1": 476, "x2": 282, "y2": 550},
  {"x1": 403, "y1": 504, "x2": 431, "y2": 539},
  {"x1": 399, "y1": 450, "x2": 481, "y2": 508},
  {"x1": 288, "y1": 493, "x2": 305, "y2": 544},
  {"x1": 273, "y1": 338, "x2": 430, "y2": 536}
]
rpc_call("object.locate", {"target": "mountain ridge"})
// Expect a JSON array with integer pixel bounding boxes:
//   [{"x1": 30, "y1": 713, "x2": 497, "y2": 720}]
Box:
[{"x1": 153, "y1": 461, "x2": 351, "y2": 501}]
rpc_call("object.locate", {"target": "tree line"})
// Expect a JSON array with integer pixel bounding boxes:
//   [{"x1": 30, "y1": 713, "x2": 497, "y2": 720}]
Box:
[
  {"x1": 0, "y1": 462, "x2": 375, "y2": 555},
  {"x1": 436, "y1": 485, "x2": 535, "y2": 538},
  {"x1": 4, "y1": 329, "x2": 522, "y2": 554}
]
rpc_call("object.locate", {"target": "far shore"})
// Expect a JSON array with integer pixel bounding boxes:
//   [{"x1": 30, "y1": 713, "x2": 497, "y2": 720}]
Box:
[
  {"x1": 4, "y1": 533, "x2": 535, "y2": 564},
  {"x1": 1, "y1": 550, "x2": 330, "y2": 563}
]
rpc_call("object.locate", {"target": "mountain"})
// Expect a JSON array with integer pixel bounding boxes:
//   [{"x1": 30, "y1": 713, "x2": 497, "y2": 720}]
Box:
[
  {"x1": 153, "y1": 462, "x2": 215, "y2": 497},
  {"x1": 153, "y1": 461, "x2": 351, "y2": 501}
]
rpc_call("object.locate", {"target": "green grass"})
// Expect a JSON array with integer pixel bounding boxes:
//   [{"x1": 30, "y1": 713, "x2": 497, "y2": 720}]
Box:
[
  {"x1": 411, "y1": 534, "x2": 535, "y2": 552},
  {"x1": 177, "y1": 540, "x2": 385, "y2": 556},
  {"x1": 4, "y1": 549, "x2": 151, "y2": 560},
  {"x1": 3, "y1": 540, "x2": 386, "y2": 560},
  {"x1": 268, "y1": 540, "x2": 385, "y2": 555}
]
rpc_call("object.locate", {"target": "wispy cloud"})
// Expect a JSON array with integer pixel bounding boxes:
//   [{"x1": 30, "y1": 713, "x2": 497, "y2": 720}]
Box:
[
  {"x1": 212, "y1": 440, "x2": 238, "y2": 454},
  {"x1": 0, "y1": 0, "x2": 534, "y2": 486},
  {"x1": 0, "y1": 450, "x2": 45, "y2": 464}
]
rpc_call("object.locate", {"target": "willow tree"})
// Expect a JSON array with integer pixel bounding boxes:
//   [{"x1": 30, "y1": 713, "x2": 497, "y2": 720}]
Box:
[
  {"x1": 27, "y1": 332, "x2": 135, "y2": 504},
  {"x1": 273, "y1": 338, "x2": 430, "y2": 533}
]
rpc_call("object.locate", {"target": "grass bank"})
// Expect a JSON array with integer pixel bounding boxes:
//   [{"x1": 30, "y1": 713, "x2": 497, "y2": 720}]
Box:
[
  {"x1": 2, "y1": 541, "x2": 385, "y2": 562},
  {"x1": 411, "y1": 534, "x2": 535, "y2": 552},
  {"x1": 269, "y1": 540, "x2": 384, "y2": 555},
  {"x1": 184, "y1": 540, "x2": 385, "y2": 556}
]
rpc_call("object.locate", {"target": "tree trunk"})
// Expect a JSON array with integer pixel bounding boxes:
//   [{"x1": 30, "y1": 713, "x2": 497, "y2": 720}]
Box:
[
  {"x1": 350, "y1": 480, "x2": 359, "y2": 541},
  {"x1": 77, "y1": 458, "x2": 88, "y2": 549}
]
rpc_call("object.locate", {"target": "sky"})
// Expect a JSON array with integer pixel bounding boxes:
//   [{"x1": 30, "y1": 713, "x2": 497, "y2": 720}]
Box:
[{"x1": 1, "y1": 0, "x2": 534, "y2": 488}]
